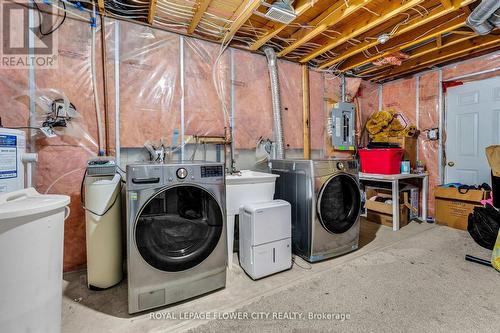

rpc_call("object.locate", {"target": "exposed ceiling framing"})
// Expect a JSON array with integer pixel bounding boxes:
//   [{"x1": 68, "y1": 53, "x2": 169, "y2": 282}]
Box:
[{"x1": 95, "y1": 0, "x2": 500, "y2": 82}]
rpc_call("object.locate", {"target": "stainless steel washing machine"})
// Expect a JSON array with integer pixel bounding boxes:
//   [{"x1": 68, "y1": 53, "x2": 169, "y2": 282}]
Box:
[
  {"x1": 126, "y1": 161, "x2": 226, "y2": 314},
  {"x1": 271, "y1": 159, "x2": 361, "y2": 262}
]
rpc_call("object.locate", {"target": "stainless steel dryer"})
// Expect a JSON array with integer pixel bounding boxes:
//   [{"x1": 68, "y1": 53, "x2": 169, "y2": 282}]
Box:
[
  {"x1": 126, "y1": 161, "x2": 226, "y2": 313},
  {"x1": 271, "y1": 159, "x2": 361, "y2": 262}
]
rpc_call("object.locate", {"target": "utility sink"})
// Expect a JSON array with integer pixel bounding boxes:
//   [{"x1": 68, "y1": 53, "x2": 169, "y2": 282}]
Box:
[
  {"x1": 226, "y1": 170, "x2": 279, "y2": 185},
  {"x1": 225, "y1": 170, "x2": 279, "y2": 268},
  {"x1": 225, "y1": 170, "x2": 279, "y2": 214}
]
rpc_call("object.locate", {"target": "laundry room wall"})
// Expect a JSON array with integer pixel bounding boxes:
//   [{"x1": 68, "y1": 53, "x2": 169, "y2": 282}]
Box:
[
  {"x1": 0, "y1": 5, "x2": 360, "y2": 272},
  {"x1": 357, "y1": 50, "x2": 500, "y2": 217}
]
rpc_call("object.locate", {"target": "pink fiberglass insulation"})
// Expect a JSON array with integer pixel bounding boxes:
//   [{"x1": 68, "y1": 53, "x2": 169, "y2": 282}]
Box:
[
  {"x1": 310, "y1": 70, "x2": 325, "y2": 151},
  {"x1": 119, "y1": 23, "x2": 181, "y2": 148},
  {"x1": 277, "y1": 59, "x2": 303, "y2": 149},
  {"x1": 33, "y1": 18, "x2": 106, "y2": 271},
  {"x1": 324, "y1": 76, "x2": 341, "y2": 102},
  {"x1": 356, "y1": 80, "x2": 379, "y2": 146},
  {"x1": 382, "y1": 77, "x2": 417, "y2": 126},
  {"x1": 0, "y1": 69, "x2": 29, "y2": 128},
  {"x1": 184, "y1": 38, "x2": 228, "y2": 138},
  {"x1": 443, "y1": 51, "x2": 500, "y2": 81},
  {"x1": 35, "y1": 146, "x2": 91, "y2": 272},
  {"x1": 233, "y1": 49, "x2": 273, "y2": 149},
  {"x1": 418, "y1": 71, "x2": 440, "y2": 216}
]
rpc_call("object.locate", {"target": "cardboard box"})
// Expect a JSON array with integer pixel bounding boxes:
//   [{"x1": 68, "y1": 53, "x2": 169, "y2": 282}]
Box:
[
  {"x1": 434, "y1": 187, "x2": 490, "y2": 230},
  {"x1": 401, "y1": 183, "x2": 419, "y2": 220},
  {"x1": 367, "y1": 207, "x2": 409, "y2": 228},
  {"x1": 365, "y1": 187, "x2": 411, "y2": 228}
]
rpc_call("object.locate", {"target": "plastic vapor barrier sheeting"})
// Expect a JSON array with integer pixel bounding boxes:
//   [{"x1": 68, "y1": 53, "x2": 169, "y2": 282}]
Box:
[
  {"x1": 418, "y1": 71, "x2": 440, "y2": 215},
  {"x1": 443, "y1": 51, "x2": 500, "y2": 81},
  {"x1": 114, "y1": 22, "x2": 181, "y2": 148}
]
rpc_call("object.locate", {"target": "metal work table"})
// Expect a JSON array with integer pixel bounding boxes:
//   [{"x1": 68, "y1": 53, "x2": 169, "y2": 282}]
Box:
[{"x1": 359, "y1": 172, "x2": 429, "y2": 231}]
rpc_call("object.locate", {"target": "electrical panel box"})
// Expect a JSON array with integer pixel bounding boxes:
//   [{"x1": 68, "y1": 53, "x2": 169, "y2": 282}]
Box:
[{"x1": 331, "y1": 102, "x2": 355, "y2": 150}]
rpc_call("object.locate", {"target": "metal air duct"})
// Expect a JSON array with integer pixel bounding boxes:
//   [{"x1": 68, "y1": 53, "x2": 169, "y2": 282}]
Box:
[
  {"x1": 466, "y1": 0, "x2": 500, "y2": 35},
  {"x1": 262, "y1": 46, "x2": 285, "y2": 159},
  {"x1": 488, "y1": 8, "x2": 500, "y2": 29}
]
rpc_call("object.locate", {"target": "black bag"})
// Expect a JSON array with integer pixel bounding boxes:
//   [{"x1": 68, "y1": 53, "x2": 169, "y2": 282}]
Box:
[
  {"x1": 467, "y1": 204, "x2": 500, "y2": 250},
  {"x1": 492, "y1": 173, "x2": 500, "y2": 208}
]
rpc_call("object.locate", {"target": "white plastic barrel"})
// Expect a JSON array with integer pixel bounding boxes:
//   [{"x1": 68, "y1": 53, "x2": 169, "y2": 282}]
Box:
[{"x1": 0, "y1": 188, "x2": 70, "y2": 333}]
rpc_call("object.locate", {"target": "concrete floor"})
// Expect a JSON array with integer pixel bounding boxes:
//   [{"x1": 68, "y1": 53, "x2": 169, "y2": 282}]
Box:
[{"x1": 62, "y1": 220, "x2": 500, "y2": 333}]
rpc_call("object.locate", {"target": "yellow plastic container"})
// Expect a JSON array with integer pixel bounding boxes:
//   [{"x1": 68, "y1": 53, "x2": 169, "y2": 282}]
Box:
[{"x1": 492, "y1": 230, "x2": 500, "y2": 272}]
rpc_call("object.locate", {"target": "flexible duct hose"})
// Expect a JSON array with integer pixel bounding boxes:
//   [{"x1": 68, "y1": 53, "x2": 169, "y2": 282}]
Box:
[
  {"x1": 489, "y1": 8, "x2": 500, "y2": 29},
  {"x1": 262, "y1": 46, "x2": 285, "y2": 159},
  {"x1": 466, "y1": 0, "x2": 500, "y2": 35}
]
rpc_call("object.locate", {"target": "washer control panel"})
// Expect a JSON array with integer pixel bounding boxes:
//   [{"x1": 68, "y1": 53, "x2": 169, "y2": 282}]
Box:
[
  {"x1": 176, "y1": 168, "x2": 188, "y2": 179},
  {"x1": 201, "y1": 165, "x2": 223, "y2": 178}
]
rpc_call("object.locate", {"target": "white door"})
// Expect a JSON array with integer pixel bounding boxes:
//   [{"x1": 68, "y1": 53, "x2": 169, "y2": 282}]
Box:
[{"x1": 445, "y1": 76, "x2": 500, "y2": 185}]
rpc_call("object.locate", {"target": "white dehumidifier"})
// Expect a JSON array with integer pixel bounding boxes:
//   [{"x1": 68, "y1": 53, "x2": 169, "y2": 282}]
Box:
[{"x1": 239, "y1": 200, "x2": 292, "y2": 279}]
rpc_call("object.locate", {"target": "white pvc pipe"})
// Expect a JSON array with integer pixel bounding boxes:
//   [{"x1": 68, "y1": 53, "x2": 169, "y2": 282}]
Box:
[
  {"x1": 28, "y1": 6, "x2": 36, "y2": 188},
  {"x1": 114, "y1": 21, "x2": 121, "y2": 166},
  {"x1": 91, "y1": 3, "x2": 104, "y2": 155},
  {"x1": 180, "y1": 36, "x2": 185, "y2": 161}
]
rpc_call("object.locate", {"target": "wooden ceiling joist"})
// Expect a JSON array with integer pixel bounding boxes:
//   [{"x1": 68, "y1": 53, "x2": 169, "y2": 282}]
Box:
[
  {"x1": 377, "y1": 44, "x2": 500, "y2": 81},
  {"x1": 361, "y1": 31, "x2": 476, "y2": 76},
  {"x1": 440, "y1": 0, "x2": 453, "y2": 9},
  {"x1": 372, "y1": 33, "x2": 500, "y2": 81},
  {"x1": 223, "y1": 0, "x2": 262, "y2": 42},
  {"x1": 97, "y1": 0, "x2": 496, "y2": 84},
  {"x1": 187, "y1": 0, "x2": 213, "y2": 35},
  {"x1": 249, "y1": 0, "x2": 313, "y2": 51},
  {"x1": 277, "y1": 0, "x2": 374, "y2": 57},
  {"x1": 300, "y1": 0, "x2": 426, "y2": 63},
  {"x1": 340, "y1": 13, "x2": 469, "y2": 73},
  {"x1": 316, "y1": 0, "x2": 476, "y2": 70},
  {"x1": 147, "y1": 0, "x2": 158, "y2": 25},
  {"x1": 97, "y1": 0, "x2": 105, "y2": 13}
]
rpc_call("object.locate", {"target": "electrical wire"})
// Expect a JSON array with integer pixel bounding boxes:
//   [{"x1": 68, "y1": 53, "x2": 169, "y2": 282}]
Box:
[
  {"x1": 31, "y1": 0, "x2": 66, "y2": 36},
  {"x1": 292, "y1": 256, "x2": 312, "y2": 270}
]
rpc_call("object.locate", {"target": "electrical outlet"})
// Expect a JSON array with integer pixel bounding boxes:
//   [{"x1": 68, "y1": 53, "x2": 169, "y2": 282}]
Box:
[
  {"x1": 53, "y1": 101, "x2": 77, "y2": 119},
  {"x1": 426, "y1": 128, "x2": 439, "y2": 141}
]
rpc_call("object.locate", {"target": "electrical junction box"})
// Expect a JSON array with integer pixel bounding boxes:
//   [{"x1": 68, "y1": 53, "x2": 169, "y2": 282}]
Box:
[{"x1": 331, "y1": 102, "x2": 355, "y2": 150}]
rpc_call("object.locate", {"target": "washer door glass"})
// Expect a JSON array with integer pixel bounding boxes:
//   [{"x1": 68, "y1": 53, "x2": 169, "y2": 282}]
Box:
[
  {"x1": 317, "y1": 174, "x2": 360, "y2": 234},
  {"x1": 135, "y1": 185, "x2": 223, "y2": 272}
]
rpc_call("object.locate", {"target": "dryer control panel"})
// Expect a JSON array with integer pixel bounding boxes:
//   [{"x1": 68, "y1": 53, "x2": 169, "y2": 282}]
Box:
[{"x1": 201, "y1": 165, "x2": 223, "y2": 178}]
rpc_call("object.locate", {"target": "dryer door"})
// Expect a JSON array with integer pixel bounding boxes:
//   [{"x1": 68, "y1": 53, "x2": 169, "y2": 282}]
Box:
[
  {"x1": 317, "y1": 174, "x2": 361, "y2": 234},
  {"x1": 134, "y1": 185, "x2": 223, "y2": 272}
]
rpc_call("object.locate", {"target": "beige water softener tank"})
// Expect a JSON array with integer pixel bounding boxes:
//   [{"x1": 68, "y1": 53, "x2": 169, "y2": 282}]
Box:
[{"x1": 84, "y1": 173, "x2": 122, "y2": 289}]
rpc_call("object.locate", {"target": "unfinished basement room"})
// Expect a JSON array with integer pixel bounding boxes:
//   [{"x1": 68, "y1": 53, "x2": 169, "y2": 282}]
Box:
[{"x1": 0, "y1": 0, "x2": 499, "y2": 332}]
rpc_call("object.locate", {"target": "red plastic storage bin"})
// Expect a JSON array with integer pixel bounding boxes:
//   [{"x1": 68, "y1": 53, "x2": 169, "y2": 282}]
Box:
[{"x1": 358, "y1": 148, "x2": 404, "y2": 174}]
